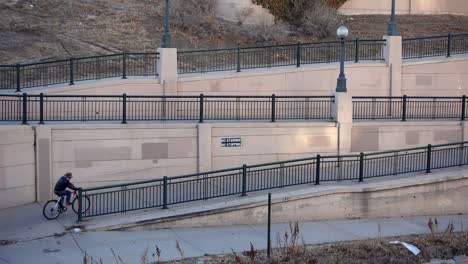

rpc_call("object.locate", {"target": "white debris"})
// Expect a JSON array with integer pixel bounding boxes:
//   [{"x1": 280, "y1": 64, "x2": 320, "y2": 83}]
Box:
[
  {"x1": 73, "y1": 228, "x2": 81, "y2": 233},
  {"x1": 389, "y1": 241, "x2": 421, "y2": 255}
]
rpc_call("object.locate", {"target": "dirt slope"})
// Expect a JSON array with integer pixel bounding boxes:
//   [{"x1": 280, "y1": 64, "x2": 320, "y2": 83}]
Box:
[{"x1": 1, "y1": 0, "x2": 467, "y2": 64}]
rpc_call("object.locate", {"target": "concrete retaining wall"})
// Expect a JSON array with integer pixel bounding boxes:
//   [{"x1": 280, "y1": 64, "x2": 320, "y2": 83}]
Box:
[
  {"x1": 36, "y1": 122, "x2": 339, "y2": 199},
  {"x1": 402, "y1": 57, "x2": 468, "y2": 96},
  {"x1": 44, "y1": 124, "x2": 199, "y2": 198},
  {"x1": 9, "y1": 55, "x2": 468, "y2": 100},
  {"x1": 0, "y1": 126, "x2": 36, "y2": 209},
  {"x1": 118, "y1": 171, "x2": 468, "y2": 230},
  {"x1": 339, "y1": 0, "x2": 468, "y2": 15},
  {"x1": 1, "y1": 120, "x2": 467, "y2": 209},
  {"x1": 15, "y1": 48, "x2": 468, "y2": 98},
  {"x1": 351, "y1": 121, "x2": 465, "y2": 152},
  {"x1": 208, "y1": 123, "x2": 338, "y2": 170},
  {"x1": 25, "y1": 78, "x2": 163, "y2": 96},
  {"x1": 178, "y1": 63, "x2": 391, "y2": 96}
]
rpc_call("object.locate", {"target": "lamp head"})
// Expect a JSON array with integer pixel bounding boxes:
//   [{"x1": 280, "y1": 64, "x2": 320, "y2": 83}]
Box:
[{"x1": 337, "y1": 26, "x2": 349, "y2": 38}]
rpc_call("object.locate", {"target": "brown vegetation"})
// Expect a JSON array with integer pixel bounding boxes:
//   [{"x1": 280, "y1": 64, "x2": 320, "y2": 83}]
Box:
[
  {"x1": 1, "y1": 0, "x2": 468, "y2": 64},
  {"x1": 251, "y1": 0, "x2": 341, "y2": 37},
  {"x1": 167, "y1": 219, "x2": 468, "y2": 264}
]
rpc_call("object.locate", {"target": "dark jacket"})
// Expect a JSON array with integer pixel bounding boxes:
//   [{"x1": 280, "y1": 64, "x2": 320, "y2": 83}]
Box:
[{"x1": 54, "y1": 176, "x2": 79, "y2": 193}]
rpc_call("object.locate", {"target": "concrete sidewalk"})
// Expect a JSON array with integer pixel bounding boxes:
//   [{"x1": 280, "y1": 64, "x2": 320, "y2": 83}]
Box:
[{"x1": 0, "y1": 203, "x2": 467, "y2": 264}]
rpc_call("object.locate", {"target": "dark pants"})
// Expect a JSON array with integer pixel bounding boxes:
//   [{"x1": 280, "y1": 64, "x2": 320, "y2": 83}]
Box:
[{"x1": 55, "y1": 190, "x2": 71, "y2": 204}]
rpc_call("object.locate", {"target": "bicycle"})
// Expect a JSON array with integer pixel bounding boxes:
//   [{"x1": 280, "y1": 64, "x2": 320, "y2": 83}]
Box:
[{"x1": 42, "y1": 190, "x2": 90, "y2": 220}]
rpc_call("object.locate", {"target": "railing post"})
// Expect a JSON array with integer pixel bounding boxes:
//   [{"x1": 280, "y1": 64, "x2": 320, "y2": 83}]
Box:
[
  {"x1": 69, "y1": 57, "x2": 74, "y2": 85},
  {"x1": 39, "y1": 93, "x2": 44, "y2": 124},
  {"x1": 296, "y1": 42, "x2": 301, "y2": 68},
  {"x1": 199, "y1": 93, "x2": 204, "y2": 123},
  {"x1": 402, "y1": 95, "x2": 407, "y2": 121},
  {"x1": 359, "y1": 152, "x2": 364, "y2": 182},
  {"x1": 462, "y1": 95, "x2": 466, "y2": 121},
  {"x1": 122, "y1": 52, "x2": 127, "y2": 79},
  {"x1": 236, "y1": 45, "x2": 241, "y2": 73},
  {"x1": 162, "y1": 176, "x2": 168, "y2": 209},
  {"x1": 242, "y1": 164, "x2": 247, "y2": 197},
  {"x1": 22, "y1": 93, "x2": 28, "y2": 125},
  {"x1": 447, "y1": 33, "x2": 452, "y2": 58},
  {"x1": 121, "y1": 186, "x2": 127, "y2": 213},
  {"x1": 267, "y1": 193, "x2": 272, "y2": 259},
  {"x1": 121, "y1": 93, "x2": 127, "y2": 124},
  {"x1": 355, "y1": 38, "x2": 359, "y2": 63},
  {"x1": 418, "y1": 40, "x2": 423, "y2": 59},
  {"x1": 16, "y1": 64, "x2": 21, "y2": 93},
  {"x1": 271, "y1": 94, "x2": 276, "y2": 122},
  {"x1": 77, "y1": 188, "x2": 83, "y2": 222},
  {"x1": 426, "y1": 144, "x2": 432, "y2": 173},
  {"x1": 315, "y1": 155, "x2": 321, "y2": 185},
  {"x1": 162, "y1": 96, "x2": 167, "y2": 121}
]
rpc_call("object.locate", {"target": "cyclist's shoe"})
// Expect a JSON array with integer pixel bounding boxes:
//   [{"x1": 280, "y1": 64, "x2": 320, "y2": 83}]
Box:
[{"x1": 66, "y1": 202, "x2": 72, "y2": 206}]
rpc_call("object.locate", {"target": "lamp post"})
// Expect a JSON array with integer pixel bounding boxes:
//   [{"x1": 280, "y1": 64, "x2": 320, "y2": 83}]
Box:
[
  {"x1": 161, "y1": 0, "x2": 172, "y2": 48},
  {"x1": 336, "y1": 26, "x2": 349, "y2": 93},
  {"x1": 387, "y1": 0, "x2": 397, "y2": 36}
]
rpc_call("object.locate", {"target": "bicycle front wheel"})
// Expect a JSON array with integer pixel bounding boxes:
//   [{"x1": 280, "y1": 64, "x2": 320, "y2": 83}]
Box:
[
  {"x1": 43, "y1": 200, "x2": 61, "y2": 220},
  {"x1": 72, "y1": 195, "x2": 90, "y2": 214}
]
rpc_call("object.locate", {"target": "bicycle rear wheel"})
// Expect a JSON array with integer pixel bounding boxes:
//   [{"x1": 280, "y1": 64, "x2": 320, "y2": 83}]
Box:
[
  {"x1": 72, "y1": 195, "x2": 90, "y2": 214},
  {"x1": 43, "y1": 200, "x2": 61, "y2": 220}
]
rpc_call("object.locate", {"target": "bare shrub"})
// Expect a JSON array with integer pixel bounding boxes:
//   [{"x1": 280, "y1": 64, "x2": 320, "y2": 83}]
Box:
[
  {"x1": 252, "y1": 0, "x2": 340, "y2": 38},
  {"x1": 231, "y1": 248, "x2": 243, "y2": 264},
  {"x1": 247, "y1": 242, "x2": 257, "y2": 264},
  {"x1": 288, "y1": 0, "x2": 340, "y2": 38},
  {"x1": 274, "y1": 222, "x2": 307, "y2": 262},
  {"x1": 170, "y1": 0, "x2": 217, "y2": 30},
  {"x1": 243, "y1": 20, "x2": 289, "y2": 44}
]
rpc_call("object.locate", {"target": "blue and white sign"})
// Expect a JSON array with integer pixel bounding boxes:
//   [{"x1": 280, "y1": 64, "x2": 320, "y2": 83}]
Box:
[{"x1": 221, "y1": 138, "x2": 241, "y2": 147}]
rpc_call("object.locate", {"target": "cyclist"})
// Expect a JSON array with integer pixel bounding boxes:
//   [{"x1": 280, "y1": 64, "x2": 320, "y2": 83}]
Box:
[{"x1": 54, "y1": 172, "x2": 80, "y2": 207}]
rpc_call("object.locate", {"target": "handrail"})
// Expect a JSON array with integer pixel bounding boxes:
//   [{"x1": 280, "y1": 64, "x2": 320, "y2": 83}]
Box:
[
  {"x1": 0, "y1": 93, "x2": 336, "y2": 123},
  {"x1": 77, "y1": 139, "x2": 468, "y2": 220}
]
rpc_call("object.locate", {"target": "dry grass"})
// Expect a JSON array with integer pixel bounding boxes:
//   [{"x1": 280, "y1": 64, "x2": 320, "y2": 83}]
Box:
[
  {"x1": 78, "y1": 219, "x2": 468, "y2": 263},
  {"x1": 164, "y1": 220, "x2": 468, "y2": 264},
  {"x1": 1, "y1": 0, "x2": 468, "y2": 64}
]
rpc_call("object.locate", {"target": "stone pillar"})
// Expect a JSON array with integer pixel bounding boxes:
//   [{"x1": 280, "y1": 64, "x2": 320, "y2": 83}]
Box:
[
  {"x1": 463, "y1": 122, "x2": 468, "y2": 141},
  {"x1": 157, "y1": 48, "x2": 178, "y2": 96},
  {"x1": 34, "y1": 125, "x2": 53, "y2": 201},
  {"x1": 384, "y1": 36, "x2": 403, "y2": 97},
  {"x1": 198, "y1": 124, "x2": 212, "y2": 173},
  {"x1": 333, "y1": 92, "x2": 353, "y2": 154}
]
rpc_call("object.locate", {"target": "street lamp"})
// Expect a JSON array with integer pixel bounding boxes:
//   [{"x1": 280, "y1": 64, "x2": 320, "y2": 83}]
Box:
[
  {"x1": 336, "y1": 25, "x2": 349, "y2": 93},
  {"x1": 387, "y1": 0, "x2": 397, "y2": 36},
  {"x1": 161, "y1": 0, "x2": 172, "y2": 48}
]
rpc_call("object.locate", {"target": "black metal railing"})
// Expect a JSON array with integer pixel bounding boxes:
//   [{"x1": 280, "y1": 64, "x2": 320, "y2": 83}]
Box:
[
  {"x1": 0, "y1": 94, "x2": 334, "y2": 123},
  {"x1": 353, "y1": 96, "x2": 467, "y2": 121},
  {"x1": 403, "y1": 33, "x2": 468, "y2": 59},
  {"x1": 177, "y1": 39, "x2": 386, "y2": 74},
  {"x1": 77, "y1": 140, "x2": 468, "y2": 221},
  {"x1": 5, "y1": 94, "x2": 468, "y2": 123},
  {"x1": 0, "y1": 53, "x2": 159, "y2": 91}
]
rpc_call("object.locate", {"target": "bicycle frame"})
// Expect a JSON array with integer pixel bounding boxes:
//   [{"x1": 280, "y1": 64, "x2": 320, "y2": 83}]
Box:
[
  {"x1": 54, "y1": 191, "x2": 77, "y2": 209},
  {"x1": 52, "y1": 196, "x2": 65, "y2": 212}
]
